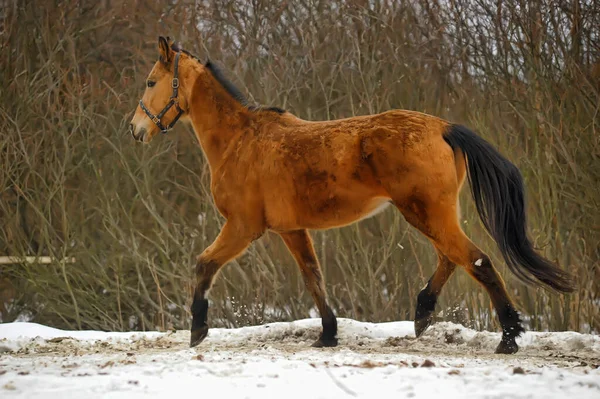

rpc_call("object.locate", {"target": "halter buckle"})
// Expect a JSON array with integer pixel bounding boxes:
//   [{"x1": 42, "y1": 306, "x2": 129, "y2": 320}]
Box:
[
  {"x1": 172, "y1": 78, "x2": 179, "y2": 89},
  {"x1": 152, "y1": 116, "x2": 160, "y2": 124}
]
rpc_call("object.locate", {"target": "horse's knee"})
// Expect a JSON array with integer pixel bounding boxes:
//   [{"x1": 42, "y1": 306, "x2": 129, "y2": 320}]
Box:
[
  {"x1": 195, "y1": 258, "x2": 218, "y2": 276},
  {"x1": 194, "y1": 259, "x2": 220, "y2": 293}
]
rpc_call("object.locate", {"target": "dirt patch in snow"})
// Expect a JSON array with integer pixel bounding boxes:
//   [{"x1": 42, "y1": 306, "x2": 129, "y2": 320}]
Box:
[
  {"x1": 1, "y1": 320, "x2": 598, "y2": 399},
  {"x1": 7, "y1": 322, "x2": 599, "y2": 370}
]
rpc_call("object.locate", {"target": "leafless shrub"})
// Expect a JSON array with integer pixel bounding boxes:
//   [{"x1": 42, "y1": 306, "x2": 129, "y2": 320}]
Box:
[{"x1": 0, "y1": 0, "x2": 598, "y2": 333}]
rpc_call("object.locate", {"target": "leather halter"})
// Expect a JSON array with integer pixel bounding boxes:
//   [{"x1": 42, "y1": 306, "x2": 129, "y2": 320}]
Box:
[{"x1": 139, "y1": 51, "x2": 185, "y2": 134}]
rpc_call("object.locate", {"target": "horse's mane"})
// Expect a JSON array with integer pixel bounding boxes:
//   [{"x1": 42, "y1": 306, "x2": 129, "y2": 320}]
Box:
[{"x1": 171, "y1": 42, "x2": 285, "y2": 114}]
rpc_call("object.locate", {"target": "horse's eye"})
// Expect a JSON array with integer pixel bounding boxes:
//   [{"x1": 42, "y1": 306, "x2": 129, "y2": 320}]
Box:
[{"x1": 147, "y1": 81, "x2": 156, "y2": 88}]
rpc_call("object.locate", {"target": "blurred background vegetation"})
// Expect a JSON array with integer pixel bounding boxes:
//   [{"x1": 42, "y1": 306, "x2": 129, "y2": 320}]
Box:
[{"x1": 0, "y1": 0, "x2": 598, "y2": 334}]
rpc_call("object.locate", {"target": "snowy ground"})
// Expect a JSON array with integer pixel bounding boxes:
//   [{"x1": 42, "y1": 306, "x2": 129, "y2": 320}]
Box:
[{"x1": 0, "y1": 319, "x2": 599, "y2": 399}]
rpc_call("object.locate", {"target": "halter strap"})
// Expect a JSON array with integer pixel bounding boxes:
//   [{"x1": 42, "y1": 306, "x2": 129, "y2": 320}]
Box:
[{"x1": 139, "y1": 51, "x2": 185, "y2": 134}]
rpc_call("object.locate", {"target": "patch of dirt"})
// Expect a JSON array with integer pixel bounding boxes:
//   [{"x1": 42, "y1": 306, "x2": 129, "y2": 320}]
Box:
[{"x1": 9, "y1": 328, "x2": 599, "y2": 371}]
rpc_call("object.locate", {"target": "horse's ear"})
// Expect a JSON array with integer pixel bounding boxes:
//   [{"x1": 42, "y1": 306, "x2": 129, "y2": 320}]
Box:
[{"x1": 158, "y1": 36, "x2": 173, "y2": 64}]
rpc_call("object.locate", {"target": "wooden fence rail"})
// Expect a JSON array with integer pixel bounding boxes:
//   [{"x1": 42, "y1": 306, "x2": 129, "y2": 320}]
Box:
[{"x1": 0, "y1": 256, "x2": 76, "y2": 265}]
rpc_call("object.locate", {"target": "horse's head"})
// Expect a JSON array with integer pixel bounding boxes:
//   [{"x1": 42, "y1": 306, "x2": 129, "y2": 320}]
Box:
[{"x1": 130, "y1": 36, "x2": 187, "y2": 143}]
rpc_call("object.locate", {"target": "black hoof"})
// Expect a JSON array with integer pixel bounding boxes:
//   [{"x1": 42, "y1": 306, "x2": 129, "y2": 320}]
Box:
[
  {"x1": 414, "y1": 314, "x2": 434, "y2": 338},
  {"x1": 311, "y1": 337, "x2": 338, "y2": 348},
  {"x1": 495, "y1": 338, "x2": 519, "y2": 354},
  {"x1": 190, "y1": 325, "x2": 209, "y2": 347}
]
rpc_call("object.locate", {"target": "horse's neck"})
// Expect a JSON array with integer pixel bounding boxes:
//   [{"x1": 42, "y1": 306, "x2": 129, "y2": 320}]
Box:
[{"x1": 187, "y1": 77, "x2": 250, "y2": 170}]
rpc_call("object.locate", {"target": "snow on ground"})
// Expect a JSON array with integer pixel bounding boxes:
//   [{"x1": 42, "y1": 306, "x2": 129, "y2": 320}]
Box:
[{"x1": 0, "y1": 319, "x2": 599, "y2": 399}]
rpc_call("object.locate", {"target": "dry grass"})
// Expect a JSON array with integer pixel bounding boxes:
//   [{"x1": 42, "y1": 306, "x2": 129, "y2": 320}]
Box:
[{"x1": 0, "y1": 0, "x2": 598, "y2": 333}]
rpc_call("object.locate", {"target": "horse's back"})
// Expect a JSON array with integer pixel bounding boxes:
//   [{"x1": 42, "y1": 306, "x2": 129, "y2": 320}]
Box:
[{"x1": 254, "y1": 109, "x2": 454, "y2": 231}]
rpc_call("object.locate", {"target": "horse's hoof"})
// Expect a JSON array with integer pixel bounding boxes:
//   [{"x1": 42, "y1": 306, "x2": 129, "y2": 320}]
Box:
[
  {"x1": 190, "y1": 326, "x2": 209, "y2": 348},
  {"x1": 311, "y1": 337, "x2": 338, "y2": 348},
  {"x1": 495, "y1": 338, "x2": 519, "y2": 354},
  {"x1": 414, "y1": 314, "x2": 433, "y2": 338}
]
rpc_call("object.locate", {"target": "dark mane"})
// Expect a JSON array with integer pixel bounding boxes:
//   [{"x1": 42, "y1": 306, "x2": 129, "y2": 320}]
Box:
[
  {"x1": 170, "y1": 42, "x2": 285, "y2": 114},
  {"x1": 204, "y1": 60, "x2": 250, "y2": 106}
]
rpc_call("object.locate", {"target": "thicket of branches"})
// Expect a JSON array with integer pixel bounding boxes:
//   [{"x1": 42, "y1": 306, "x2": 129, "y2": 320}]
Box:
[{"x1": 0, "y1": 0, "x2": 598, "y2": 333}]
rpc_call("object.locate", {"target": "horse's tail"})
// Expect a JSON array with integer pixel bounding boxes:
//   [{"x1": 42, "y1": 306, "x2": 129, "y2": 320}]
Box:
[{"x1": 443, "y1": 124, "x2": 575, "y2": 293}]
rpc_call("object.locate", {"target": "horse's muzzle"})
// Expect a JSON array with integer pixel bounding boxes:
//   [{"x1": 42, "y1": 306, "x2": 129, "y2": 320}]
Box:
[{"x1": 130, "y1": 124, "x2": 146, "y2": 142}]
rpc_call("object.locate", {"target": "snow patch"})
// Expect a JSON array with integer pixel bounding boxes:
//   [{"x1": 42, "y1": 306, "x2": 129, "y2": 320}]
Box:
[
  {"x1": 0, "y1": 322, "x2": 163, "y2": 352},
  {"x1": 0, "y1": 320, "x2": 599, "y2": 398},
  {"x1": 1, "y1": 319, "x2": 598, "y2": 355}
]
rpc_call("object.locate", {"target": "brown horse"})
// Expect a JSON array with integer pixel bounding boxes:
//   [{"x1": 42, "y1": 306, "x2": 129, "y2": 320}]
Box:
[{"x1": 129, "y1": 37, "x2": 574, "y2": 354}]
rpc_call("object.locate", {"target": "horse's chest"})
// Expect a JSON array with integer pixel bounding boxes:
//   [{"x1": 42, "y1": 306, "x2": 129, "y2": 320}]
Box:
[{"x1": 210, "y1": 169, "x2": 257, "y2": 218}]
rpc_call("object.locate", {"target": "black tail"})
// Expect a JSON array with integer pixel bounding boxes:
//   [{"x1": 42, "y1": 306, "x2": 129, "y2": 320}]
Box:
[{"x1": 444, "y1": 124, "x2": 575, "y2": 293}]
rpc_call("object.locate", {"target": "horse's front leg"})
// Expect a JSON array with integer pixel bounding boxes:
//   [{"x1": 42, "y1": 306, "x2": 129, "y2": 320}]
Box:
[{"x1": 190, "y1": 222, "x2": 256, "y2": 347}]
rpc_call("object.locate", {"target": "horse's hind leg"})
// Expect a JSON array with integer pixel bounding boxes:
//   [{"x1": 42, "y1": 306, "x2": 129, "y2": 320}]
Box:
[
  {"x1": 396, "y1": 194, "x2": 524, "y2": 354},
  {"x1": 279, "y1": 230, "x2": 337, "y2": 347},
  {"x1": 464, "y1": 252, "x2": 525, "y2": 354},
  {"x1": 414, "y1": 249, "x2": 456, "y2": 337}
]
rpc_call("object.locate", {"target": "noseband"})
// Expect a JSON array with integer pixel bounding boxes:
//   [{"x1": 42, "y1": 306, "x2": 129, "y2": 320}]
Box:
[{"x1": 139, "y1": 51, "x2": 185, "y2": 134}]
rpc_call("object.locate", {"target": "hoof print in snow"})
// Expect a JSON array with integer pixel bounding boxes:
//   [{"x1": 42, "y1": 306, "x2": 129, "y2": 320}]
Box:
[
  {"x1": 513, "y1": 366, "x2": 526, "y2": 374},
  {"x1": 99, "y1": 361, "x2": 115, "y2": 369},
  {"x1": 3, "y1": 382, "x2": 17, "y2": 391}
]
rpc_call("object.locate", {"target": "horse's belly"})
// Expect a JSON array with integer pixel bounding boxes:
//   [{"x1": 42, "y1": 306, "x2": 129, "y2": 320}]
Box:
[
  {"x1": 357, "y1": 197, "x2": 392, "y2": 221},
  {"x1": 295, "y1": 195, "x2": 392, "y2": 230}
]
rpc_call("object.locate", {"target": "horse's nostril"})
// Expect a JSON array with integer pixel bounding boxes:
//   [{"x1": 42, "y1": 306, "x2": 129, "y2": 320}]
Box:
[{"x1": 137, "y1": 127, "x2": 147, "y2": 142}]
